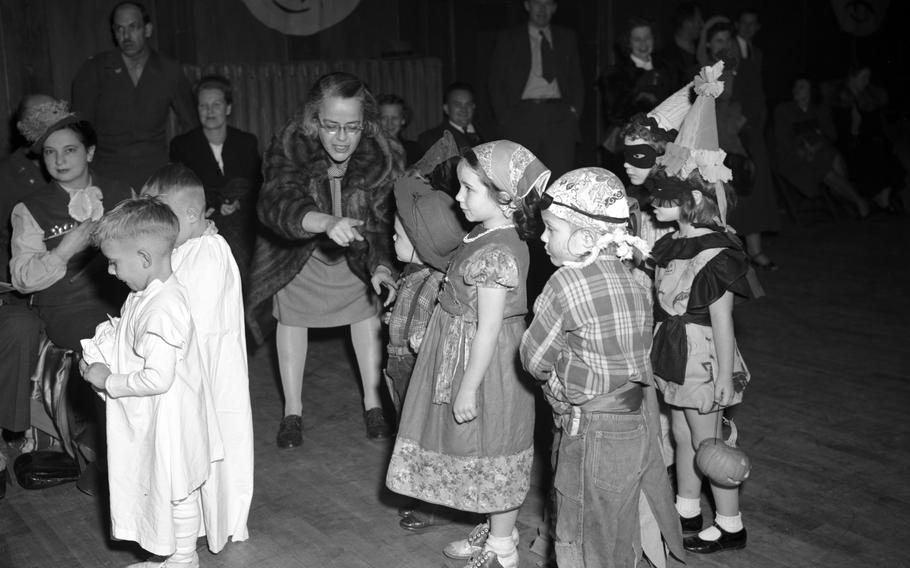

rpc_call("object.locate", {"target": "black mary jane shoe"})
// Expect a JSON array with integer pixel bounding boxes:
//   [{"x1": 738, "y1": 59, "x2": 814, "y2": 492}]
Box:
[
  {"x1": 684, "y1": 523, "x2": 747, "y2": 553},
  {"x1": 680, "y1": 514, "x2": 703, "y2": 534},
  {"x1": 276, "y1": 415, "x2": 303, "y2": 449}
]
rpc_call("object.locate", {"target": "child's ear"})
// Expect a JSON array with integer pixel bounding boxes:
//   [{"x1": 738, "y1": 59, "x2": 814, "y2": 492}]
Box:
[
  {"x1": 691, "y1": 190, "x2": 704, "y2": 205},
  {"x1": 137, "y1": 248, "x2": 152, "y2": 268},
  {"x1": 567, "y1": 228, "x2": 595, "y2": 257}
]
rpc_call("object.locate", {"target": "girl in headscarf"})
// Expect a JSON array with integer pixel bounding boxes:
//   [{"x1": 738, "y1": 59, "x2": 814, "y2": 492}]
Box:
[{"x1": 387, "y1": 140, "x2": 548, "y2": 568}]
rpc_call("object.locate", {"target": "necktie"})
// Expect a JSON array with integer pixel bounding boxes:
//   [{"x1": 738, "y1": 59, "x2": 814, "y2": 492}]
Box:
[{"x1": 540, "y1": 30, "x2": 556, "y2": 83}]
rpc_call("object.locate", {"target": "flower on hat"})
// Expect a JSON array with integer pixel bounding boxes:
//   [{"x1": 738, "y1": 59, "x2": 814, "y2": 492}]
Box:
[{"x1": 17, "y1": 99, "x2": 74, "y2": 145}]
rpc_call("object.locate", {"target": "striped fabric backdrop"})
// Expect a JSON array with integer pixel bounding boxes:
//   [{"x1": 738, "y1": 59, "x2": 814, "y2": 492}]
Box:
[{"x1": 170, "y1": 57, "x2": 443, "y2": 146}]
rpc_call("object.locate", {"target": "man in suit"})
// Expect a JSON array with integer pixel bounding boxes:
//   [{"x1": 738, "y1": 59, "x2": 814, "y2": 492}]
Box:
[
  {"x1": 170, "y1": 75, "x2": 262, "y2": 288},
  {"x1": 417, "y1": 82, "x2": 484, "y2": 154},
  {"x1": 488, "y1": 0, "x2": 583, "y2": 178},
  {"x1": 72, "y1": 1, "x2": 197, "y2": 191}
]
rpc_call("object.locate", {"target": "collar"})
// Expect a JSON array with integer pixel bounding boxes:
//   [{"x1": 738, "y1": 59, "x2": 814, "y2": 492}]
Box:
[
  {"x1": 736, "y1": 36, "x2": 749, "y2": 56},
  {"x1": 448, "y1": 121, "x2": 476, "y2": 134},
  {"x1": 528, "y1": 23, "x2": 551, "y2": 39},
  {"x1": 630, "y1": 53, "x2": 653, "y2": 70},
  {"x1": 104, "y1": 48, "x2": 163, "y2": 73},
  {"x1": 650, "y1": 229, "x2": 741, "y2": 267}
]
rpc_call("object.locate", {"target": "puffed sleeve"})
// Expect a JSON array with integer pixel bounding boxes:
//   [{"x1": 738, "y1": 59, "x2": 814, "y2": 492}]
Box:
[
  {"x1": 463, "y1": 245, "x2": 519, "y2": 289},
  {"x1": 689, "y1": 249, "x2": 763, "y2": 309}
]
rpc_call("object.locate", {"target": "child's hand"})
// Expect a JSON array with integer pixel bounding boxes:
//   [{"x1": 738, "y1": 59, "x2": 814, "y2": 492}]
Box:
[
  {"x1": 371, "y1": 267, "x2": 398, "y2": 306},
  {"x1": 220, "y1": 199, "x2": 240, "y2": 216},
  {"x1": 453, "y1": 387, "x2": 478, "y2": 424},
  {"x1": 714, "y1": 376, "x2": 734, "y2": 408},
  {"x1": 83, "y1": 362, "x2": 111, "y2": 391}
]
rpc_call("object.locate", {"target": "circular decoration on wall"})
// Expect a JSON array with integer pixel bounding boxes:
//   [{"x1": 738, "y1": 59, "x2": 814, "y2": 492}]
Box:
[{"x1": 242, "y1": 0, "x2": 362, "y2": 36}]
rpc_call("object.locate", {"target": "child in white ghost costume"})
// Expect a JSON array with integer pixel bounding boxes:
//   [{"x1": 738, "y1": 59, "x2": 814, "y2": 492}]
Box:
[
  {"x1": 81, "y1": 197, "x2": 223, "y2": 568},
  {"x1": 141, "y1": 164, "x2": 255, "y2": 552}
]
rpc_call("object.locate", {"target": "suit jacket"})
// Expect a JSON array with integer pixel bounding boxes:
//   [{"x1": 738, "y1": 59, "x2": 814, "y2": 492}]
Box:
[
  {"x1": 169, "y1": 126, "x2": 262, "y2": 210},
  {"x1": 417, "y1": 122, "x2": 483, "y2": 154},
  {"x1": 489, "y1": 25, "x2": 584, "y2": 125}
]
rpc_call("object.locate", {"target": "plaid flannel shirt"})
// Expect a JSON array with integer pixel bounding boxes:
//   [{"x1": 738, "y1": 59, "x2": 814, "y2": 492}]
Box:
[{"x1": 520, "y1": 258, "x2": 654, "y2": 413}]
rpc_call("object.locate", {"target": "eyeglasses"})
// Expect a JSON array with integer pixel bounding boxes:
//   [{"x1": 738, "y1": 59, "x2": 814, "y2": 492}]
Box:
[{"x1": 316, "y1": 118, "x2": 364, "y2": 136}]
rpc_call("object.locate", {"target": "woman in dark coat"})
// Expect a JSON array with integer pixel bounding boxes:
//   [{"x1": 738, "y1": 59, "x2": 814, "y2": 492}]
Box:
[
  {"x1": 698, "y1": 17, "x2": 780, "y2": 270},
  {"x1": 169, "y1": 75, "x2": 262, "y2": 290},
  {"x1": 247, "y1": 72, "x2": 404, "y2": 449}
]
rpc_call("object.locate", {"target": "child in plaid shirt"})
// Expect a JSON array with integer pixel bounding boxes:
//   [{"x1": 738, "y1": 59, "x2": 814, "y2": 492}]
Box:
[
  {"x1": 385, "y1": 171, "x2": 466, "y2": 418},
  {"x1": 520, "y1": 168, "x2": 684, "y2": 568}
]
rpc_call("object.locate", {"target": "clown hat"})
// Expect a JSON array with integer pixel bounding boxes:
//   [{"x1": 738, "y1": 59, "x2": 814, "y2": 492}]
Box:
[
  {"x1": 657, "y1": 60, "x2": 732, "y2": 185},
  {"x1": 647, "y1": 81, "x2": 693, "y2": 134}
]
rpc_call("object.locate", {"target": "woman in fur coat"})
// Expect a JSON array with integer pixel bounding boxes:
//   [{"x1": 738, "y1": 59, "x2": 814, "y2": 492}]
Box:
[{"x1": 247, "y1": 72, "x2": 405, "y2": 448}]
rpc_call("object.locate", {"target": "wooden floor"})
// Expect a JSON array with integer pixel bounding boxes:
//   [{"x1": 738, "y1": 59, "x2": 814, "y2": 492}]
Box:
[{"x1": 1, "y1": 211, "x2": 908, "y2": 568}]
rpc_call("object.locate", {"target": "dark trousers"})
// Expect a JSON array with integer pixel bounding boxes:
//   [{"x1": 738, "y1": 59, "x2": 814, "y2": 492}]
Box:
[
  {"x1": 0, "y1": 303, "x2": 44, "y2": 431},
  {"x1": 501, "y1": 101, "x2": 578, "y2": 180}
]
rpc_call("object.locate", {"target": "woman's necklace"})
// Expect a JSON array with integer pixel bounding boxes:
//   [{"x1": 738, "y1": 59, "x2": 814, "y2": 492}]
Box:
[{"x1": 462, "y1": 223, "x2": 516, "y2": 243}]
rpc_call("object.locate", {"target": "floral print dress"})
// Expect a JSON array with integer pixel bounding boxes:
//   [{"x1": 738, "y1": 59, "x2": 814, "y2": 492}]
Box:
[{"x1": 386, "y1": 227, "x2": 535, "y2": 513}]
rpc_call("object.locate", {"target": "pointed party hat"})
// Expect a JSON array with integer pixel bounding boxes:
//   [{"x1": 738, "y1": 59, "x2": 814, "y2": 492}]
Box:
[
  {"x1": 657, "y1": 60, "x2": 732, "y2": 185},
  {"x1": 656, "y1": 60, "x2": 733, "y2": 224},
  {"x1": 647, "y1": 81, "x2": 693, "y2": 133}
]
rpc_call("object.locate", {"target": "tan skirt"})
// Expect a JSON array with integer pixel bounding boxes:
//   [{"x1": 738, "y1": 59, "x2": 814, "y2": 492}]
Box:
[{"x1": 273, "y1": 251, "x2": 379, "y2": 328}]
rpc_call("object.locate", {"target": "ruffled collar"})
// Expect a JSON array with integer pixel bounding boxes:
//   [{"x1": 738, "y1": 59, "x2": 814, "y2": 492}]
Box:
[{"x1": 650, "y1": 228, "x2": 741, "y2": 267}]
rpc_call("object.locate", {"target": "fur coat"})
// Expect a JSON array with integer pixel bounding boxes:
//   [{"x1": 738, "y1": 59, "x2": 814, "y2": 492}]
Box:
[{"x1": 246, "y1": 119, "x2": 404, "y2": 343}]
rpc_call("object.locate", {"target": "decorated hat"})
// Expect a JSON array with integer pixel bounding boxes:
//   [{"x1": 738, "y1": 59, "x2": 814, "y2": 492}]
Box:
[
  {"x1": 647, "y1": 81, "x2": 694, "y2": 134},
  {"x1": 17, "y1": 99, "x2": 80, "y2": 153},
  {"x1": 394, "y1": 174, "x2": 468, "y2": 272},
  {"x1": 654, "y1": 61, "x2": 733, "y2": 224},
  {"x1": 473, "y1": 140, "x2": 550, "y2": 200},
  {"x1": 543, "y1": 167, "x2": 630, "y2": 232},
  {"x1": 542, "y1": 167, "x2": 650, "y2": 267}
]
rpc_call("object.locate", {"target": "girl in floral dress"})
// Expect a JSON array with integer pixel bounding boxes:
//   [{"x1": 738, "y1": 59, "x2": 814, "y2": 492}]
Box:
[{"x1": 387, "y1": 140, "x2": 549, "y2": 568}]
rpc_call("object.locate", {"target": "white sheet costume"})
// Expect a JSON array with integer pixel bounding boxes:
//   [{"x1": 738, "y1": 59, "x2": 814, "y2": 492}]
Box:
[
  {"x1": 171, "y1": 222, "x2": 254, "y2": 552},
  {"x1": 81, "y1": 276, "x2": 223, "y2": 556}
]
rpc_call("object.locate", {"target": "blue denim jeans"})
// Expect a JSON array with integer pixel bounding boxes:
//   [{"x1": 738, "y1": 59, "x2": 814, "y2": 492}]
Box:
[{"x1": 553, "y1": 410, "x2": 650, "y2": 568}]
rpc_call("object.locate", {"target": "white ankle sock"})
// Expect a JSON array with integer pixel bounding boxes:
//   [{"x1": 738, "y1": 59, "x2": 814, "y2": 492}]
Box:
[
  {"x1": 485, "y1": 534, "x2": 518, "y2": 568},
  {"x1": 698, "y1": 513, "x2": 743, "y2": 541},
  {"x1": 675, "y1": 495, "x2": 701, "y2": 518},
  {"x1": 715, "y1": 513, "x2": 743, "y2": 533}
]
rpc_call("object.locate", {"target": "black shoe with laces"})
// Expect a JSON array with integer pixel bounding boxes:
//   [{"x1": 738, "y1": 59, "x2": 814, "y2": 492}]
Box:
[
  {"x1": 276, "y1": 415, "x2": 303, "y2": 449},
  {"x1": 363, "y1": 407, "x2": 391, "y2": 440}
]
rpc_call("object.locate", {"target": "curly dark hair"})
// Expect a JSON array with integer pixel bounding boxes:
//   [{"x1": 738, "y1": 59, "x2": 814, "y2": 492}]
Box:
[
  {"x1": 460, "y1": 149, "x2": 539, "y2": 241},
  {"x1": 648, "y1": 166, "x2": 737, "y2": 225},
  {"x1": 619, "y1": 113, "x2": 674, "y2": 153}
]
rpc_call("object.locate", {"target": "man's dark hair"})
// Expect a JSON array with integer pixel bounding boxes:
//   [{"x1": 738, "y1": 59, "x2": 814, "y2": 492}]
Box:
[
  {"x1": 110, "y1": 2, "x2": 151, "y2": 27},
  {"x1": 672, "y1": 2, "x2": 701, "y2": 32},
  {"x1": 443, "y1": 82, "x2": 475, "y2": 104}
]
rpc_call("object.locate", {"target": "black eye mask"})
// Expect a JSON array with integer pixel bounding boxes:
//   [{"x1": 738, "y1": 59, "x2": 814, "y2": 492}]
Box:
[{"x1": 623, "y1": 144, "x2": 658, "y2": 169}]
